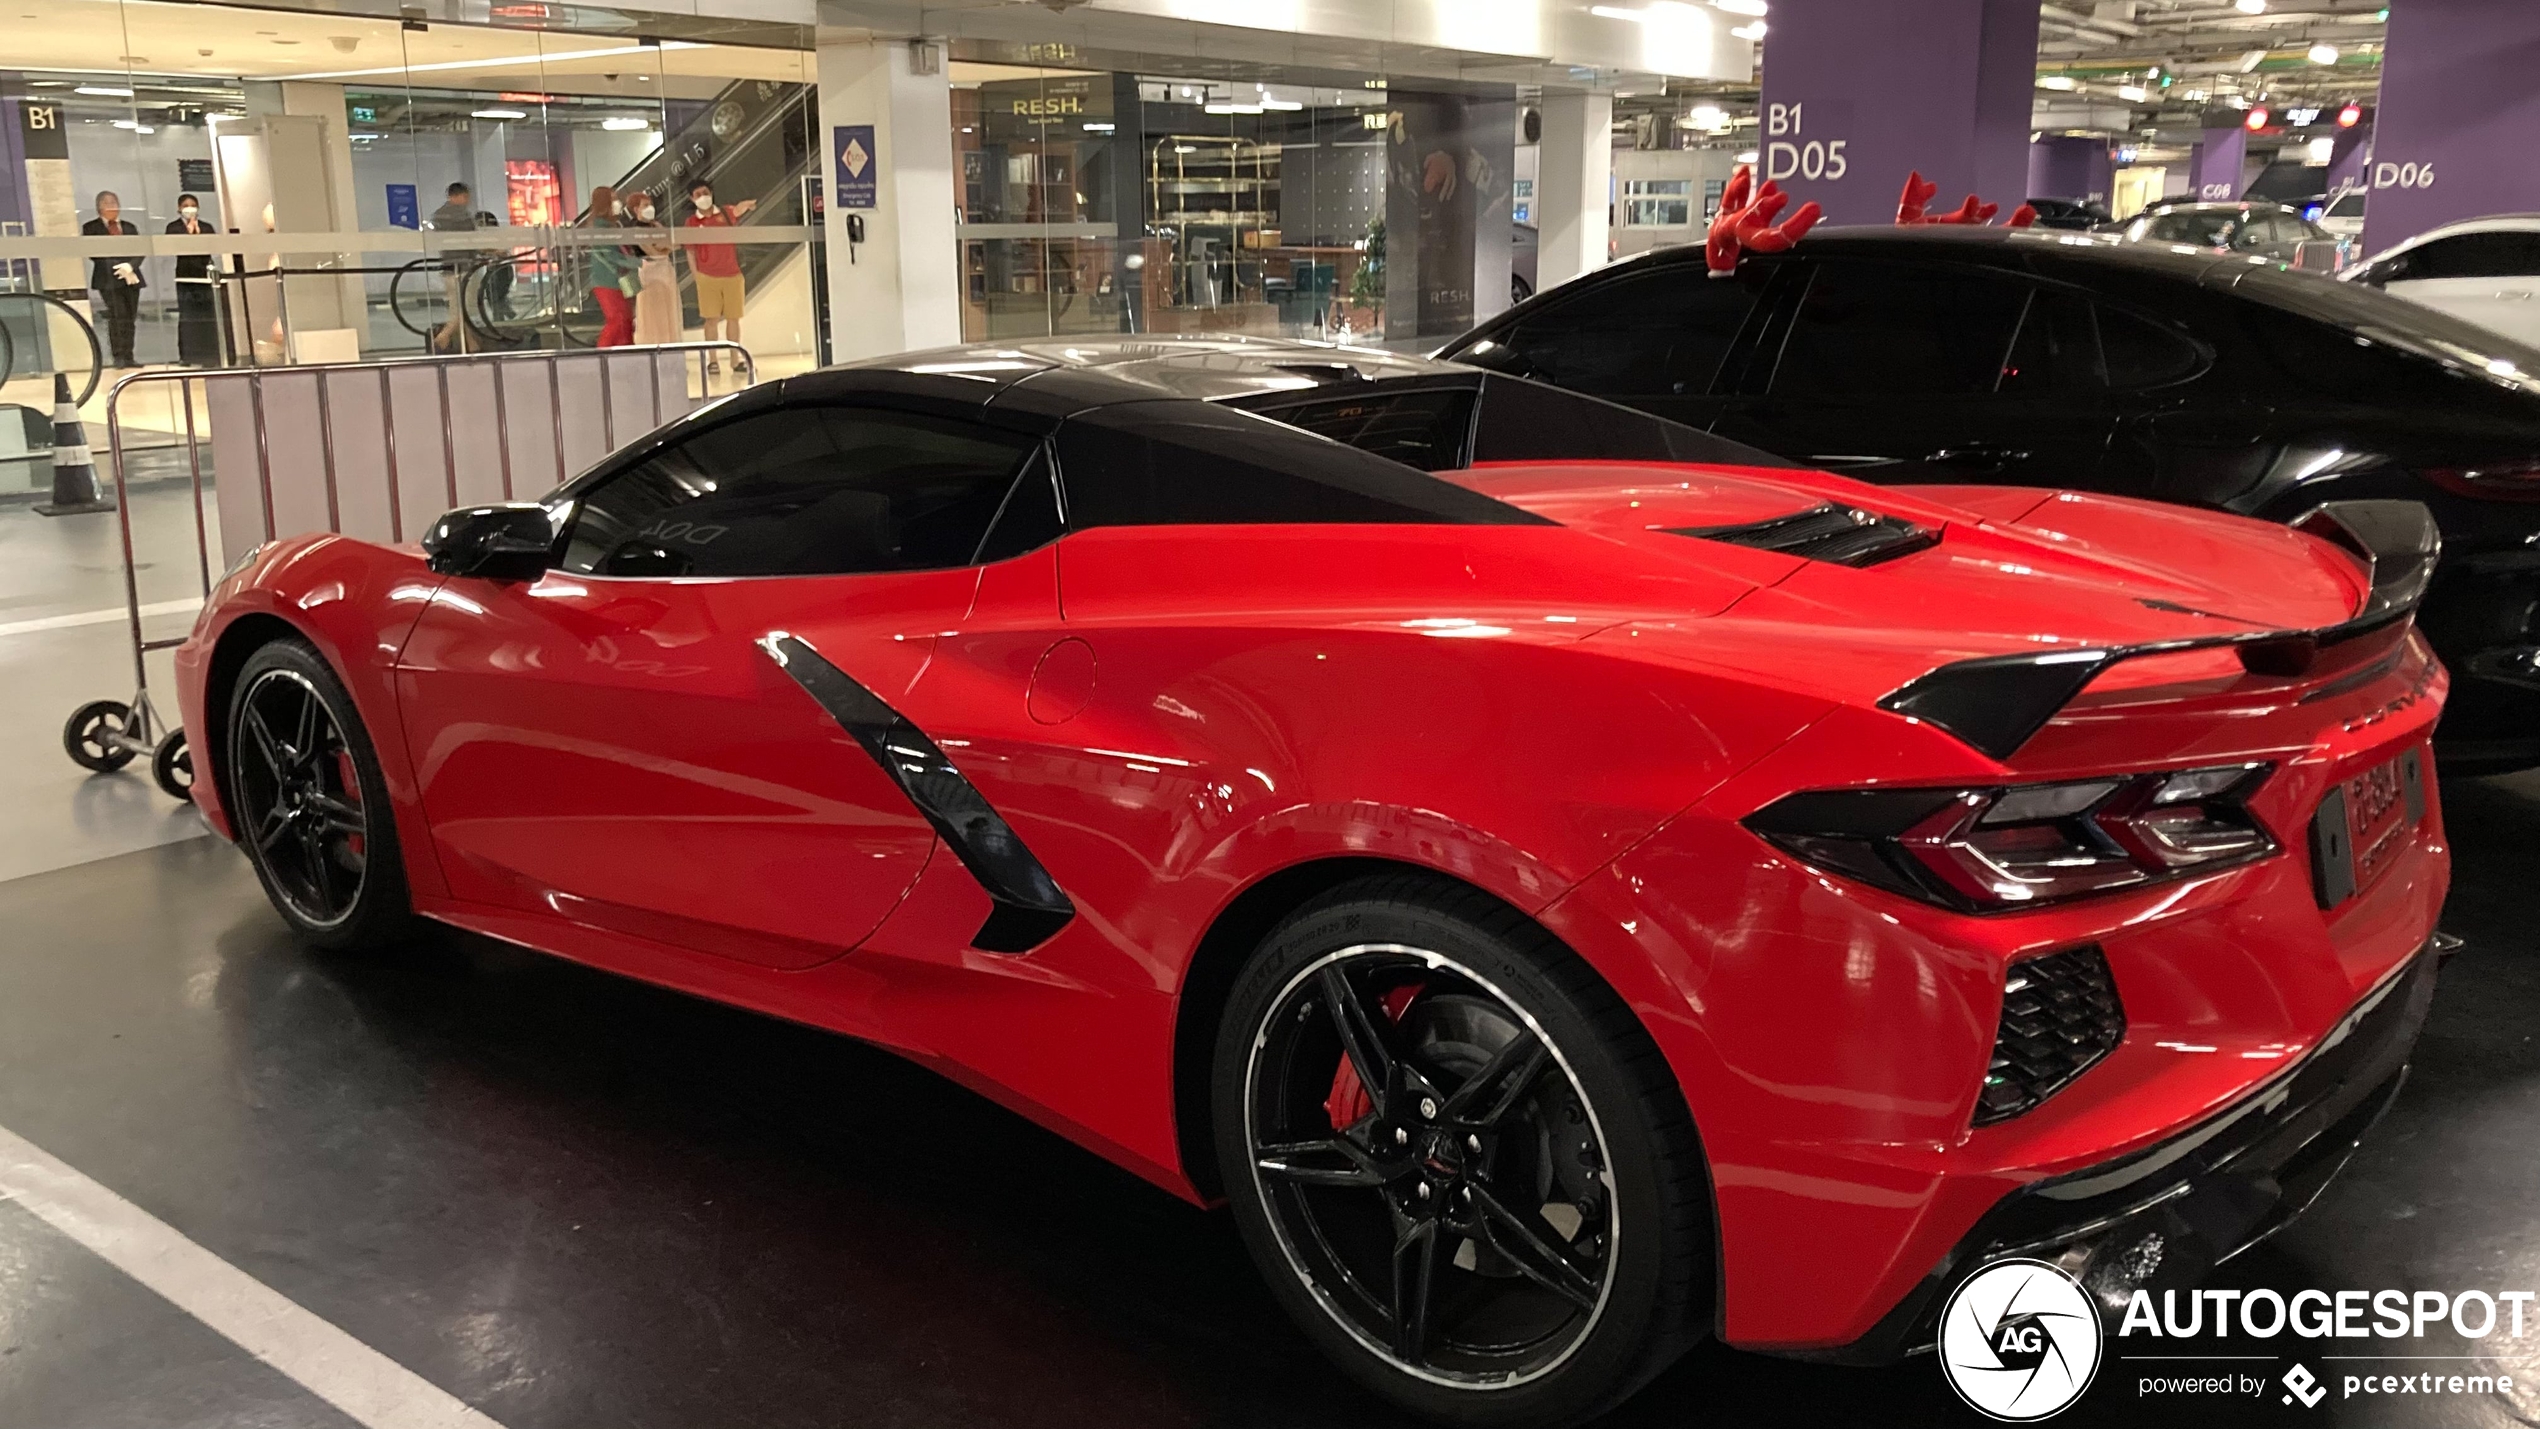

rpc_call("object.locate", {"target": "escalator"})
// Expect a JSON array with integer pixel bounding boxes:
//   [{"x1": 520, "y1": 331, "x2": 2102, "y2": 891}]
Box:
[{"x1": 396, "y1": 78, "x2": 819, "y2": 351}]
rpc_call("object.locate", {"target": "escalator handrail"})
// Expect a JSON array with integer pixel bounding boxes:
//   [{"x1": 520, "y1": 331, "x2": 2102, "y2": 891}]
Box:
[{"x1": 0, "y1": 291, "x2": 104, "y2": 407}]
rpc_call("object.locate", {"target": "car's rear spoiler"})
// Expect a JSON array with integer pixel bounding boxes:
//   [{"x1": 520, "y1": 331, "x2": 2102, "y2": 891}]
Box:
[{"x1": 1878, "y1": 500, "x2": 2440, "y2": 761}]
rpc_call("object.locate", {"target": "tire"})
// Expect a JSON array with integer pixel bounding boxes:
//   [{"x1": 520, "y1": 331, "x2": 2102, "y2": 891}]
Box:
[
  {"x1": 64, "y1": 699, "x2": 136, "y2": 772},
  {"x1": 152, "y1": 729, "x2": 194, "y2": 802},
  {"x1": 225, "y1": 638, "x2": 414, "y2": 950},
  {"x1": 1212, "y1": 873, "x2": 1712, "y2": 1429}
]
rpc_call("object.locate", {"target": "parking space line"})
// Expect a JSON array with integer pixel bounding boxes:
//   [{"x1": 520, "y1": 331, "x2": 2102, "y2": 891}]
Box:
[
  {"x1": 0, "y1": 598, "x2": 202, "y2": 640},
  {"x1": 0, "y1": 1121, "x2": 508, "y2": 1429}
]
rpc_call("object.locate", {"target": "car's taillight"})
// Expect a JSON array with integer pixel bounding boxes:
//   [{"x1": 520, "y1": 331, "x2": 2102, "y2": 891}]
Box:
[
  {"x1": 1745, "y1": 764, "x2": 2276, "y2": 911},
  {"x1": 2423, "y1": 459, "x2": 2540, "y2": 502}
]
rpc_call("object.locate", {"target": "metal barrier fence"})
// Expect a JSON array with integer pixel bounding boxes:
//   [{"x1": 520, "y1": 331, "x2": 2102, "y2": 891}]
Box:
[{"x1": 66, "y1": 340, "x2": 754, "y2": 799}]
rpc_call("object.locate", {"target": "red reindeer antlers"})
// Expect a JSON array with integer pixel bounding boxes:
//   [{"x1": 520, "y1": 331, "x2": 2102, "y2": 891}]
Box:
[
  {"x1": 1897, "y1": 170, "x2": 2037, "y2": 228},
  {"x1": 1706, "y1": 166, "x2": 1823, "y2": 276}
]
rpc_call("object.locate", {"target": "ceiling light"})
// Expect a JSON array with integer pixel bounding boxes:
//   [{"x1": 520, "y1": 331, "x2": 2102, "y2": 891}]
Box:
[
  {"x1": 1713, "y1": 0, "x2": 1767, "y2": 13},
  {"x1": 2307, "y1": 136, "x2": 2335, "y2": 163},
  {"x1": 1082, "y1": 121, "x2": 1115, "y2": 132},
  {"x1": 1731, "y1": 21, "x2": 1765, "y2": 38},
  {"x1": 275, "y1": 40, "x2": 698, "y2": 83},
  {"x1": 2308, "y1": 42, "x2": 2340, "y2": 65},
  {"x1": 2117, "y1": 84, "x2": 2148, "y2": 101},
  {"x1": 473, "y1": 108, "x2": 527, "y2": 120},
  {"x1": 75, "y1": 85, "x2": 134, "y2": 97},
  {"x1": 1261, "y1": 98, "x2": 1303, "y2": 110},
  {"x1": 1734, "y1": 149, "x2": 1758, "y2": 164},
  {"x1": 1202, "y1": 102, "x2": 1263, "y2": 114},
  {"x1": 600, "y1": 116, "x2": 649, "y2": 130},
  {"x1": 2038, "y1": 75, "x2": 2079, "y2": 91},
  {"x1": 2234, "y1": 0, "x2": 2265, "y2": 12},
  {"x1": 2338, "y1": 102, "x2": 2363, "y2": 127}
]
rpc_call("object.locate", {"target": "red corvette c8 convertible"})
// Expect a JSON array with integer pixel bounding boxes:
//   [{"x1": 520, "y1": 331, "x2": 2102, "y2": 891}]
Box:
[{"x1": 176, "y1": 339, "x2": 2450, "y2": 1427}]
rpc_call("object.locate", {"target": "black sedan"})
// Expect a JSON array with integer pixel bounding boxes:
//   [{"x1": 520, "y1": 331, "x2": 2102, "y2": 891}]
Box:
[{"x1": 1437, "y1": 225, "x2": 2540, "y2": 772}]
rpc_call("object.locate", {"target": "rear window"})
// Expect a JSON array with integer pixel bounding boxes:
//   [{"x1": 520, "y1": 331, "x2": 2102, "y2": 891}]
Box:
[
  {"x1": 2132, "y1": 211, "x2": 2240, "y2": 248},
  {"x1": 1235, "y1": 385, "x2": 1477, "y2": 472},
  {"x1": 1053, "y1": 401, "x2": 1549, "y2": 528}
]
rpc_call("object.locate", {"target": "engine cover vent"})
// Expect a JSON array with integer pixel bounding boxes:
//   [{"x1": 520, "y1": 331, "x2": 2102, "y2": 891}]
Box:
[{"x1": 1669, "y1": 501, "x2": 1939, "y2": 568}]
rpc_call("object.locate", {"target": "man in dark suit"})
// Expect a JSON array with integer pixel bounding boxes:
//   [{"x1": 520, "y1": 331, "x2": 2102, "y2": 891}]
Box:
[
  {"x1": 165, "y1": 192, "x2": 218, "y2": 366},
  {"x1": 82, "y1": 191, "x2": 144, "y2": 367}
]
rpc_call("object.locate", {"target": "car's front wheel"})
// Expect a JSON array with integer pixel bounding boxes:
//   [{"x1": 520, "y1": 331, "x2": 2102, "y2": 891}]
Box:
[
  {"x1": 1213, "y1": 874, "x2": 1713, "y2": 1428},
  {"x1": 226, "y1": 638, "x2": 413, "y2": 950}
]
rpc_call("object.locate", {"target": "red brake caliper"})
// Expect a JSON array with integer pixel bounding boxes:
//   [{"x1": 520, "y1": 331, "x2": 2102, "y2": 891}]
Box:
[
  {"x1": 1323, "y1": 983, "x2": 1421, "y2": 1131},
  {"x1": 333, "y1": 749, "x2": 364, "y2": 858}
]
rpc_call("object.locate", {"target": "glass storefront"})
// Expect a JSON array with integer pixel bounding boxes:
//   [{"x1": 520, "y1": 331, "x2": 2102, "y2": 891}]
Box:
[
  {"x1": 950, "y1": 66, "x2": 1399, "y2": 345},
  {"x1": 1, "y1": 0, "x2": 819, "y2": 487}
]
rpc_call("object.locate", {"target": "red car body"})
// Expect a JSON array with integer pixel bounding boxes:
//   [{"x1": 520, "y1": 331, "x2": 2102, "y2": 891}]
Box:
[{"x1": 174, "y1": 347, "x2": 2450, "y2": 1361}]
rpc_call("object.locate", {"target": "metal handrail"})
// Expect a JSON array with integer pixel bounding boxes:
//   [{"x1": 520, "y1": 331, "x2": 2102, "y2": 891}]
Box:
[{"x1": 86, "y1": 339, "x2": 755, "y2": 765}]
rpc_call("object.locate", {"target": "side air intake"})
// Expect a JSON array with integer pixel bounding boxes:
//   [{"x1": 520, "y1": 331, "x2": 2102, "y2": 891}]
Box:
[
  {"x1": 1668, "y1": 502, "x2": 1940, "y2": 568},
  {"x1": 1975, "y1": 945, "x2": 2125, "y2": 1126}
]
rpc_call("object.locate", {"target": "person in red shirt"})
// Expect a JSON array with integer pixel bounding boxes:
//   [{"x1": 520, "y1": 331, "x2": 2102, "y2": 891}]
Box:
[{"x1": 684, "y1": 180, "x2": 756, "y2": 374}]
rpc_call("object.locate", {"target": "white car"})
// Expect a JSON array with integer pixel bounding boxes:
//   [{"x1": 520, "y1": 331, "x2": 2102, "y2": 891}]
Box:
[{"x1": 2344, "y1": 214, "x2": 2540, "y2": 348}]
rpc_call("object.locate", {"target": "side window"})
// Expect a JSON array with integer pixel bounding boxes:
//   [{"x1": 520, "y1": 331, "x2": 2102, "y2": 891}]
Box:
[
  {"x1": 1998, "y1": 290, "x2": 2108, "y2": 397},
  {"x1": 2096, "y1": 305, "x2": 2206, "y2": 388},
  {"x1": 1234, "y1": 385, "x2": 1479, "y2": 471},
  {"x1": 1492, "y1": 264, "x2": 1766, "y2": 397},
  {"x1": 1768, "y1": 260, "x2": 2030, "y2": 399},
  {"x1": 2405, "y1": 232, "x2": 2540, "y2": 281},
  {"x1": 1052, "y1": 401, "x2": 1546, "y2": 528},
  {"x1": 558, "y1": 405, "x2": 1039, "y2": 577}
]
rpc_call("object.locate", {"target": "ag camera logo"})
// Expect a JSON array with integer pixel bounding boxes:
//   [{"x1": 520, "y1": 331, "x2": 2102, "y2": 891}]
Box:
[{"x1": 1941, "y1": 1259, "x2": 2104, "y2": 1420}]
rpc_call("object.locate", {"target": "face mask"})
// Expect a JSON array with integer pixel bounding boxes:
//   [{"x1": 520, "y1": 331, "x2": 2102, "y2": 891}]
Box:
[
  {"x1": 695, "y1": 197, "x2": 716, "y2": 215},
  {"x1": 179, "y1": 206, "x2": 198, "y2": 218},
  {"x1": 633, "y1": 204, "x2": 653, "y2": 221}
]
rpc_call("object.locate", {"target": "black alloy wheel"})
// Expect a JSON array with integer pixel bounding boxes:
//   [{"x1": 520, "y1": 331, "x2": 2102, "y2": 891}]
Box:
[
  {"x1": 1216, "y1": 876, "x2": 1712, "y2": 1428},
  {"x1": 226, "y1": 640, "x2": 412, "y2": 949}
]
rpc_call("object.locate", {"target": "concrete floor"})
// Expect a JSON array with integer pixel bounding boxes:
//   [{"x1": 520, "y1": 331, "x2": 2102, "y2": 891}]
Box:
[
  {"x1": 0, "y1": 782, "x2": 2534, "y2": 1428},
  {"x1": 1, "y1": 466, "x2": 2537, "y2": 1428}
]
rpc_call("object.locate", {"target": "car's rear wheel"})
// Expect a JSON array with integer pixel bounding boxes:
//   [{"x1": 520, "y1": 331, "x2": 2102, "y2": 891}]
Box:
[
  {"x1": 227, "y1": 639, "x2": 413, "y2": 950},
  {"x1": 1213, "y1": 873, "x2": 1711, "y2": 1429}
]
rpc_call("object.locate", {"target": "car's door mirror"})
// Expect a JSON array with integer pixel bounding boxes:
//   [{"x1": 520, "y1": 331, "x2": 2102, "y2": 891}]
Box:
[{"x1": 423, "y1": 502, "x2": 555, "y2": 581}]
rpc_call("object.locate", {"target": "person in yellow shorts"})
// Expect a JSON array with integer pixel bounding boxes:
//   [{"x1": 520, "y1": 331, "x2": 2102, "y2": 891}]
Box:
[{"x1": 684, "y1": 180, "x2": 755, "y2": 374}]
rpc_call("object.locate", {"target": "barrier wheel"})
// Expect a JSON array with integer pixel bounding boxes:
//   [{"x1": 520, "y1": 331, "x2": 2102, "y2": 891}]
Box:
[
  {"x1": 64, "y1": 699, "x2": 137, "y2": 772},
  {"x1": 153, "y1": 729, "x2": 194, "y2": 802}
]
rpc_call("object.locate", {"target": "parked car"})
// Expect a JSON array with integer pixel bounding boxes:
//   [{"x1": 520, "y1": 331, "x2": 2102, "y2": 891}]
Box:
[
  {"x1": 1437, "y1": 225, "x2": 2540, "y2": 771},
  {"x1": 178, "y1": 336, "x2": 2447, "y2": 1428},
  {"x1": 2319, "y1": 187, "x2": 2368, "y2": 244},
  {"x1": 2345, "y1": 215, "x2": 2540, "y2": 350},
  {"x1": 1512, "y1": 220, "x2": 1540, "y2": 303},
  {"x1": 2024, "y1": 196, "x2": 2109, "y2": 231},
  {"x1": 2120, "y1": 199, "x2": 2343, "y2": 270}
]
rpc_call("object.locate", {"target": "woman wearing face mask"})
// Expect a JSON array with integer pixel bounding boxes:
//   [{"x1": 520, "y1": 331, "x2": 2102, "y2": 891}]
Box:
[
  {"x1": 581, "y1": 185, "x2": 635, "y2": 348},
  {"x1": 626, "y1": 191, "x2": 681, "y2": 346},
  {"x1": 165, "y1": 193, "x2": 219, "y2": 366}
]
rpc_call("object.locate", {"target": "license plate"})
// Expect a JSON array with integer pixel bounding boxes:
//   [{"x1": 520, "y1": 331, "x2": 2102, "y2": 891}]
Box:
[{"x1": 2311, "y1": 747, "x2": 2426, "y2": 908}]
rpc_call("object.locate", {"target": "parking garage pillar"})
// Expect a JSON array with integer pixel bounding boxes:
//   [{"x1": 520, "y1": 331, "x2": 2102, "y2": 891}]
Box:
[
  {"x1": 2027, "y1": 136, "x2": 2111, "y2": 208},
  {"x1": 2361, "y1": 0, "x2": 2540, "y2": 253},
  {"x1": 1754, "y1": 0, "x2": 2040, "y2": 226},
  {"x1": 1533, "y1": 90, "x2": 1613, "y2": 291},
  {"x1": 815, "y1": 35, "x2": 960, "y2": 363}
]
